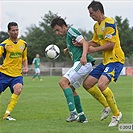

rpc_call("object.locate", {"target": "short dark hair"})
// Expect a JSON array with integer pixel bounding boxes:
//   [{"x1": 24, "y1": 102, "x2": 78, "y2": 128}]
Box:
[
  {"x1": 88, "y1": 1, "x2": 104, "y2": 14},
  {"x1": 7, "y1": 22, "x2": 18, "y2": 31},
  {"x1": 51, "y1": 16, "x2": 67, "y2": 28}
]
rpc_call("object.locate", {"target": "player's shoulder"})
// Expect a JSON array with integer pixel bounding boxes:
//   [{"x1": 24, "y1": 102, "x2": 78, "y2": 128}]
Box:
[
  {"x1": 19, "y1": 39, "x2": 27, "y2": 44},
  {"x1": 68, "y1": 27, "x2": 81, "y2": 37},
  {"x1": 105, "y1": 17, "x2": 115, "y2": 24},
  {"x1": 1, "y1": 39, "x2": 9, "y2": 44},
  {"x1": 34, "y1": 58, "x2": 37, "y2": 60},
  {"x1": 68, "y1": 27, "x2": 79, "y2": 33}
]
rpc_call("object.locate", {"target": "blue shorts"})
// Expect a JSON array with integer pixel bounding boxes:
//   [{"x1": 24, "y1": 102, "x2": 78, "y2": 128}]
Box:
[
  {"x1": 89, "y1": 62, "x2": 124, "y2": 82},
  {"x1": 0, "y1": 72, "x2": 23, "y2": 93}
]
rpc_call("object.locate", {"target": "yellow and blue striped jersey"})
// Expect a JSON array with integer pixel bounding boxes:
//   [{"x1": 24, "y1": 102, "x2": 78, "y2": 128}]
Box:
[
  {"x1": 92, "y1": 17, "x2": 125, "y2": 65},
  {"x1": 0, "y1": 39, "x2": 27, "y2": 77}
]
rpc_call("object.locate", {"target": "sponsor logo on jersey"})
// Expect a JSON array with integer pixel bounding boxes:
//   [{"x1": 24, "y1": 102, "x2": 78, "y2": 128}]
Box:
[
  {"x1": 6, "y1": 45, "x2": 13, "y2": 49},
  {"x1": 9, "y1": 52, "x2": 22, "y2": 58},
  {"x1": 101, "y1": 26, "x2": 105, "y2": 32}
]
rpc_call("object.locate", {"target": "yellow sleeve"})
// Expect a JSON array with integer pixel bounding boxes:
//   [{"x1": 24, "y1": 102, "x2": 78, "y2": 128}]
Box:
[
  {"x1": 92, "y1": 23, "x2": 99, "y2": 43},
  {"x1": 22, "y1": 44, "x2": 28, "y2": 61},
  {"x1": 104, "y1": 19, "x2": 117, "y2": 42},
  {"x1": 0, "y1": 45, "x2": 4, "y2": 57}
]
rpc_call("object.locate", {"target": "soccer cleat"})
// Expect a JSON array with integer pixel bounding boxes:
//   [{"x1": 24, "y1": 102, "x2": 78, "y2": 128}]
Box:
[
  {"x1": 77, "y1": 117, "x2": 88, "y2": 123},
  {"x1": 100, "y1": 107, "x2": 111, "y2": 121},
  {"x1": 66, "y1": 113, "x2": 78, "y2": 122},
  {"x1": 40, "y1": 79, "x2": 43, "y2": 81},
  {"x1": 3, "y1": 115, "x2": 16, "y2": 121},
  {"x1": 108, "y1": 112, "x2": 122, "y2": 127},
  {"x1": 32, "y1": 78, "x2": 35, "y2": 81}
]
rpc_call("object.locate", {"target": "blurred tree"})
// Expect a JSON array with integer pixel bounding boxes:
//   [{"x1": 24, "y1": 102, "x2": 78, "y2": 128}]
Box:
[
  {"x1": 0, "y1": 32, "x2": 9, "y2": 64},
  {"x1": 21, "y1": 24, "x2": 44, "y2": 64},
  {"x1": 22, "y1": 11, "x2": 69, "y2": 65},
  {"x1": 21, "y1": 14, "x2": 133, "y2": 65},
  {"x1": 0, "y1": 31, "x2": 9, "y2": 42},
  {"x1": 115, "y1": 16, "x2": 133, "y2": 58}
]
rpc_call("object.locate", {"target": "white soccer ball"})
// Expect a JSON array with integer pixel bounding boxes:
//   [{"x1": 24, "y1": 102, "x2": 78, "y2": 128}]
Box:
[{"x1": 45, "y1": 44, "x2": 60, "y2": 59}]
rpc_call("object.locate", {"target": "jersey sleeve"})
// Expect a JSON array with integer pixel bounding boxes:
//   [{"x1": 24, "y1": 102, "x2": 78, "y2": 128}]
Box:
[
  {"x1": 32, "y1": 58, "x2": 36, "y2": 64},
  {"x1": 104, "y1": 19, "x2": 117, "y2": 42},
  {"x1": 0, "y1": 44, "x2": 5, "y2": 57},
  {"x1": 92, "y1": 26, "x2": 99, "y2": 43},
  {"x1": 22, "y1": 43, "x2": 28, "y2": 61}
]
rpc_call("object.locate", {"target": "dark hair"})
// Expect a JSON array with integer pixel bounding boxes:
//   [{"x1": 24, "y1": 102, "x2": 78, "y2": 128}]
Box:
[
  {"x1": 51, "y1": 16, "x2": 67, "y2": 28},
  {"x1": 7, "y1": 22, "x2": 18, "y2": 31},
  {"x1": 88, "y1": 1, "x2": 104, "y2": 14}
]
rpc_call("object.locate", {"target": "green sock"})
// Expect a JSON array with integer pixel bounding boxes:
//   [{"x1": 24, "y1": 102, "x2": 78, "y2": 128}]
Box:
[
  {"x1": 63, "y1": 88, "x2": 76, "y2": 112},
  {"x1": 74, "y1": 95, "x2": 86, "y2": 120},
  {"x1": 32, "y1": 74, "x2": 36, "y2": 79},
  {"x1": 74, "y1": 95, "x2": 83, "y2": 113},
  {"x1": 38, "y1": 74, "x2": 41, "y2": 79}
]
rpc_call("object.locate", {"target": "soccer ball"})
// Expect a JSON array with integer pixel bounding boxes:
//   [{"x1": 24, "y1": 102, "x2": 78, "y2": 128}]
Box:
[{"x1": 45, "y1": 44, "x2": 60, "y2": 59}]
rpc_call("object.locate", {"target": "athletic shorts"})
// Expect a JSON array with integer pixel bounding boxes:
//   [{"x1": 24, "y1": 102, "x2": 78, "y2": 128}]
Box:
[
  {"x1": 0, "y1": 72, "x2": 23, "y2": 93},
  {"x1": 35, "y1": 68, "x2": 40, "y2": 74},
  {"x1": 63, "y1": 61, "x2": 93, "y2": 88},
  {"x1": 89, "y1": 62, "x2": 124, "y2": 82}
]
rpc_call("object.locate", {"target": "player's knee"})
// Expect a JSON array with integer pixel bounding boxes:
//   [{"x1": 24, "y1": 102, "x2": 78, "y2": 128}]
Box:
[
  {"x1": 97, "y1": 82, "x2": 107, "y2": 91},
  {"x1": 59, "y1": 78, "x2": 69, "y2": 89},
  {"x1": 13, "y1": 83, "x2": 22, "y2": 95},
  {"x1": 59, "y1": 79, "x2": 65, "y2": 87},
  {"x1": 83, "y1": 81, "x2": 91, "y2": 90}
]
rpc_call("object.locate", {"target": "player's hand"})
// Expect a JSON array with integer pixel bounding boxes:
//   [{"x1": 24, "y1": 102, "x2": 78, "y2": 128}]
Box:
[
  {"x1": 64, "y1": 48, "x2": 68, "y2": 54},
  {"x1": 23, "y1": 67, "x2": 28, "y2": 74},
  {"x1": 80, "y1": 56, "x2": 87, "y2": 65},
  {"x1": 73, "y1": 41, "x2": 82, "y2": 47},
  {"x1": 88, "y1": 46, "x2": 96, "y2": 53}
]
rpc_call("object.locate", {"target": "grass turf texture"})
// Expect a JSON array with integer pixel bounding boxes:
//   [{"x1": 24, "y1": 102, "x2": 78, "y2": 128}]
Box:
[{"x1": 0, "y1": 76, "x2": 132, "y2": 133}]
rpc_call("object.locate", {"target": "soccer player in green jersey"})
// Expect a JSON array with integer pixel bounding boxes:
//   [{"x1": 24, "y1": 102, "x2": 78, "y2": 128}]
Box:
[
  {"x1": 82, "y1": 1, "x2": 125, "y2": 127},
  {"x1": 0, "y1": 22, "x2": 28, "y2": 120},
  {"x1": 51, "y1": 17, "x2": 110, "y2": 123},
  {"x1": 32, "y1": 54, "x2": 42, "y2": 81}
]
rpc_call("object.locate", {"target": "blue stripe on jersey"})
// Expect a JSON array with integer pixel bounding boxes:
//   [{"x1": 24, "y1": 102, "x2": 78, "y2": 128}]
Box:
[
  {"x1": 0, "y1": 44, "x2": 6, "y2": 59},
  {"x1": 0, "y1": 44, "x2": 6, "y2": 47},
  {"x1": 74, "y1": 63, "x2": 82, "y2": 72},
  {"x1": 105, "y1": 22, "x2": 116, "y2": 36},
  {"x1": 23, "y1": 43, "x2": 27, "y2": 51}
]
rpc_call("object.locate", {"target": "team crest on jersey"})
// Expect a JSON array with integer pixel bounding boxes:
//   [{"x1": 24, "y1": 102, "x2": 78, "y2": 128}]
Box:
[
  {"x1": 101, "y1": 26, "x2": 105, "y2": 32},
  {"x1": 20, "y1": 46, "x2": 24, "y2": 50}
]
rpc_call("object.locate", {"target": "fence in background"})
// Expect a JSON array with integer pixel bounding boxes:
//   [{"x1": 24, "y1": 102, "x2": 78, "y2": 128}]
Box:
[{"x1": 24, "y1": 66, "x2": 133, "y2": 77}]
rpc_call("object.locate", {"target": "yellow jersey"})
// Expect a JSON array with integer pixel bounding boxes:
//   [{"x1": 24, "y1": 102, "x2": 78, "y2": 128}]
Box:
[
  {"x1": 92, "y1": 17, "x2": 125, "y2": 65},
  {"x1": 0, "y1": 39, "x2": 27, "y2": 77}
]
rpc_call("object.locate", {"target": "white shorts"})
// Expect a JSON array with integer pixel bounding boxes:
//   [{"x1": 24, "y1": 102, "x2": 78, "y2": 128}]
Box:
[
  {"x1": 35, "y1": 68, "x2": 40, "y2": 74},
  {"x1": 63, "y1": 61, "x2": 93, "y2": 89}
]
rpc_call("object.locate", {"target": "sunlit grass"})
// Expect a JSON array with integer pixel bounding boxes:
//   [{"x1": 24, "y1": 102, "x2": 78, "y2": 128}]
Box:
[{"x1": 0, "y1": 76, "x2": 132, "y2": 133}]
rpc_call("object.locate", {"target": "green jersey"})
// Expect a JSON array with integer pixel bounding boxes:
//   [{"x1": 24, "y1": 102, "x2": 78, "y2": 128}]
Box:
[
  {"x1": 66, "y1": 27, "x2": 95, "y2": 64},
  {"x1": 32, "y1": 58, "x2": 40, "y2": 68}
]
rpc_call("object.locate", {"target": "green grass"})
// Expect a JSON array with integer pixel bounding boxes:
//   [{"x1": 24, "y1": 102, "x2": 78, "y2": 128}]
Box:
[{"x1": 0, "y1": 76, "x2": 132, "y2": 133}]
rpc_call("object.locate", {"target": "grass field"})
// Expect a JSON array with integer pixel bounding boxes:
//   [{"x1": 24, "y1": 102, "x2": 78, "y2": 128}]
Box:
[{"x1": 0, "y1": 76, "x2": 132, "y2": 133}]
